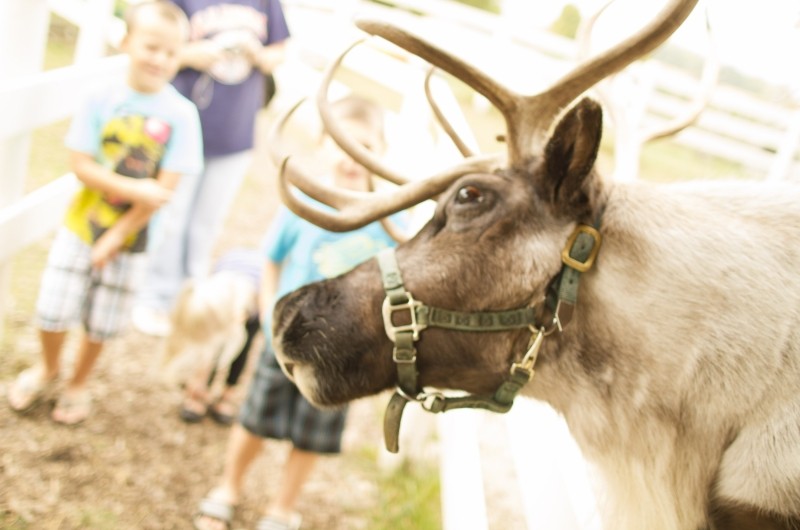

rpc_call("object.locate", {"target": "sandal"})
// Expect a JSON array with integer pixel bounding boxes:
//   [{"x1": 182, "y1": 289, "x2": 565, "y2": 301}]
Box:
[
  {"x1": 51, "y1": 389, "x2": 91, "y2": 425},
  {"x1": 256, "y1": 513, "x2": 302, "y2": 530},
  {"x1": 7, "y1": 366, "x2": 57, "y2": 413},
  {"x1": 193, "y1": 496, "x2": 236, "y2": 530},
  {"x1": 208, "y1": 397, "x2": 238, "y2": 426},
  {"x1": 180, "y1": 397, "x2": 208, "y2": 423}
]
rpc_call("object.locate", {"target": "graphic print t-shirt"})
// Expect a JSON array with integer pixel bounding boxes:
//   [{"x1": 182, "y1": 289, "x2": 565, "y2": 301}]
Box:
[{"x1": 64, "y1": 83, "x2": 204, "y2": 253}]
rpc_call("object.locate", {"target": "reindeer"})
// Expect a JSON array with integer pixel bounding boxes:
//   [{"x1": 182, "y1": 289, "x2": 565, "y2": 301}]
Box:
[{"x1": 269, "y1": 1, "x2": 800, "y2": 528}]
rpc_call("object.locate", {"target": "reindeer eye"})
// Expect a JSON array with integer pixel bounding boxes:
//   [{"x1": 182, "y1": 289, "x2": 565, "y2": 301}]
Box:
[{"x1": 456, "y1": 185, "x2": 484, "y2": 204}]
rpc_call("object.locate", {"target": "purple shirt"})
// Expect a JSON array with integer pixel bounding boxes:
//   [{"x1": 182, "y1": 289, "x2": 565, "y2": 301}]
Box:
[{"x1": 171, "y1": 0, "x2": 290, "y2": 156}]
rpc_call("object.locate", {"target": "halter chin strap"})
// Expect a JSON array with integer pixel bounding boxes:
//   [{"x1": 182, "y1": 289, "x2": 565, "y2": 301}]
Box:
[{"x1": 377, "y1": 222, "x2": 602, "y2": 453}]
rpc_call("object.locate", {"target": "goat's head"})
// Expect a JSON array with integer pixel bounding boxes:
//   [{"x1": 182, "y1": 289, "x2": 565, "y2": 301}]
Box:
[{"x1": 271, "y1": 0, "x2": 698, "y2": 435}]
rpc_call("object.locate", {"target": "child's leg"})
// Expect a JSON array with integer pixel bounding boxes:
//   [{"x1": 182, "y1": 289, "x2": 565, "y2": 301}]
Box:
[
  {"x1": 67, "y1": 335, "x2": 104, "y2": 389},
  {"x1": 9, "y1": 229, "x2": 90, "y2": 411},
  {"x1": 185, "y1": 152, "x2": 251, "y2": 279},
  {"x1": 51, "y1": 249, "x2": 144, "y2": 424},
  {"x1": 266, "y1": 447, "x2": 318, "y2": 520},
  {"x1": 6, "y1": 329, "x2": 65, "y2": 411},
  {"x1": 135, "y1": 165, "x2": 202, "y2": 315},
  {"x1": 194, "y1": 424, "x2": 264, "y2": 530},
  {"x1": 220, "y1": 423, "x2": 264, "y2": 498},
  {"x1": 36, "y1": 229, "x2": 93, "y2": 378},
  {"x1": 51, "y1": 335, "x2": 102, "y2": 424},
  {"x1": 224, "y1": 315, "x2": 260, "y2": 387},
  {"x1": 40, "y1": 329, "x2": 67, "y2": 379}
]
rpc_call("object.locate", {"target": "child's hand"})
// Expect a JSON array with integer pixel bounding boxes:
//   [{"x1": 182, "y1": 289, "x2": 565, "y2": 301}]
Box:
[
  {"x1": 130, "y1": 179, "x2": 172, "y2": 209},
  {"x1": 242, "y1": 40, "x2": 283, "y2": 74},
  {"x1": 182, "y1": 40, "x2": 226, "y2": 71},
  {"x1": 91, "y1": 231, "x2": 125, "y2": 268}
]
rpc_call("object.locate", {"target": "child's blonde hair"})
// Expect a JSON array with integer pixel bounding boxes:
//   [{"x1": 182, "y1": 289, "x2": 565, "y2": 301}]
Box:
[
  {"x1": 168, "y1": 273, "x2": 253, "y2": 344},
  {"x1": 328, "y1": 94, "x2": 386, "y2": 147},
  {"x1": 124, "y1": 0, "x2": 189, "y2": 37}
]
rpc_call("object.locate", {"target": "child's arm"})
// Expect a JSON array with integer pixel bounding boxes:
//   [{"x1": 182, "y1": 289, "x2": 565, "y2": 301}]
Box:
[
  {"x1": 90, "y1": 168, "x2": 181, "y2": 268},
  {"x1": 259, "y1": 260, "x2": 281, "y2": 329},
  {"x1": 251, "y1": 41, "x2": 287, "y2": 75},
  {"x1": 70, "y1": 151, "x2": 172, "y2": 209},
  {"x1": 240, "y1": 38, "x2": 287, "y2": 75},
  {"x1": 178, "y1": 39, "x2": 226, "y2": 72}
]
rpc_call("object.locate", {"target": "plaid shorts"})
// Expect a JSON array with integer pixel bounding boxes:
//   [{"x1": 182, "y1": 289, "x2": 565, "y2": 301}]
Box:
[
  {"x1": 239, "y1": 342, "x2": 348, "y2": 454},
  {"x1": 36, "y1": 228, "x2": 146, "y2": 342}
]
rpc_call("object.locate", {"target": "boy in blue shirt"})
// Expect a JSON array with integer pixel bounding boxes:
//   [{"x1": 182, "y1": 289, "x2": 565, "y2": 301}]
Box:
[
  {"x1": 7, "y1": 1, "x2": 203, "y2": 425},
  {"x1": 193, "y1": 95, "x2": 399, "y2": 530}
]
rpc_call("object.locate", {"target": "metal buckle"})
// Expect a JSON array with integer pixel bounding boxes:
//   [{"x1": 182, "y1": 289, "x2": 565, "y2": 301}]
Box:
[
  {"x1": 512, "y1": 327, "x2": 544, "y2": 373},
  {"x1": 382, "y1": 292, "x2": 426, "y2": 342},
  {"x1": 561, "y1": 224, "x2": 602, "y2": 273}
]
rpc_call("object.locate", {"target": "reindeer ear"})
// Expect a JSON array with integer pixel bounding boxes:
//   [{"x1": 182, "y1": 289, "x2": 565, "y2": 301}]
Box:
[{"x1": 543, "y1": 98, "x2": 603, "y2": 214}]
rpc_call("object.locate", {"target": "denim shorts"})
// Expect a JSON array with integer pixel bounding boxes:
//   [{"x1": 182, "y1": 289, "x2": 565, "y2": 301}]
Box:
[
  {"x1": 36, "y1": 228, "x2": 146, "y2": 341},
  {"x1": 239, "y1": 342, "x2": 348, "y2": 454}
]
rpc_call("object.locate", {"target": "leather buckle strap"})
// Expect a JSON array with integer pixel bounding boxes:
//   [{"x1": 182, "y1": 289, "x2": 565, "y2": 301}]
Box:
[{"x1": 561, "y1": 224, "x2": 602, "y2": 273}]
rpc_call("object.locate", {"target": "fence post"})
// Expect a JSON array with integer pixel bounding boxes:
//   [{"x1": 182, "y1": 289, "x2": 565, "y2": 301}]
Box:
[
  {"x1": 0, "y1": 0, "x2": 51, "y2": 342},
  {"x1": 74, "y1": 0, "x2": 116, "y2": 63},
  {"x1": 767, "y1": 108, "x2": 800, "y2": 181}
]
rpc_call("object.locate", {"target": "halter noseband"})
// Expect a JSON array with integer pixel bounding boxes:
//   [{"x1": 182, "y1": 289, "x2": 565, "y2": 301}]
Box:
[{"x1": 377, "y1": 223, "x2": 601, "y2": 453}]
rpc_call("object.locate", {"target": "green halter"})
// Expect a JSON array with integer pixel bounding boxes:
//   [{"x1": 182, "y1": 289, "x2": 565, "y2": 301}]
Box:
[{"x1": 377, "y1": 223, "x2": 601, "y2": 453}]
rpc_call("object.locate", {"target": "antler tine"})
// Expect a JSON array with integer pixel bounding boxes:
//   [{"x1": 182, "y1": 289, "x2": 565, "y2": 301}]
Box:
[
  {"x1": 317, "y1": 39, "x2": 410, "y2": 186},
  {"x1": 267, "y1": 96, "x2": 307, "y2": 169},
  {"x1": 357, "y1": 18, "x2": 533, "y2": 166},
  {"x1": 278, "y1": 154, "x2": 501, "y2": 232},
  {"x1": 424, "y1": 67, "x2": 478, "y2": 158},
  {"x1": 575, "y1": 0, "x2": 616, "y2": 61},
  {"x1": 642, "y1": 5, "x2": 719, "y2": 143},
  {"x1": 358, "y1": 2, "x2": 697, "y2": 167},
  {"x1": 540, "y1": 0, "x2": 699, "y2": 117},
  {"x1": 269, "y1": 70, "x2": 502, "y2": 232},
  {"x1": 357, "y1": 19, "x2": 520, "y2": 116}
]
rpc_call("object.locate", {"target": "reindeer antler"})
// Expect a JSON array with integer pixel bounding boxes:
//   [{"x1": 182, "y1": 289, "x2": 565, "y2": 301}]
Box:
[
  {"x1": 578, "y1": 0, "x2": 719, "y2": 144},
  {"x1": 273, "y1": 0, "x2": 699, "y2": 231}
]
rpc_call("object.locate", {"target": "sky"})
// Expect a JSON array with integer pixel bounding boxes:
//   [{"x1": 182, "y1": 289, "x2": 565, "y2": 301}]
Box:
[{"x1": 503, "y1": 0, "x2": 800, "y2": 88}]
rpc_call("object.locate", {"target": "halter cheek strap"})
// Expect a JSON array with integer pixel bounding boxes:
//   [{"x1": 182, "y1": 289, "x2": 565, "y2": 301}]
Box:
[{"x1": 376, "y1": 222, "x2": 601, "y2": 453}]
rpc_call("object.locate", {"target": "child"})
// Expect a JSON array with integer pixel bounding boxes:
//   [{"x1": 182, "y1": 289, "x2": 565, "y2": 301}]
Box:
[
  {"x1": 192, "y1": 94, "x2": 401, "y2": 530},
  {"x1": 166, "y1": 248, "x2": 263, "y2": 425},
  {"x1": 6, "y1": 1, "x2": 203, "y2": 425}
]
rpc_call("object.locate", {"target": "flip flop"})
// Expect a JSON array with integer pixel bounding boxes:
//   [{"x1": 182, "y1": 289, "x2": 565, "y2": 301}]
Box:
[
  {"x1": 193, "y1": 496, "x2": 235, "y2": 530},
  {"x1": 255, "y1": 513, "x2": 302, "y2": 530},
  {"x1": 7, "y1": 367, "x2": 57, "y2": 413},
  {"x1": 51, "y1": 389, "x2": 91, "y2": 425}
]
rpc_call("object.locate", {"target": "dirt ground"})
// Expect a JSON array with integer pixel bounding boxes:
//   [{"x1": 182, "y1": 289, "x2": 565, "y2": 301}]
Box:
[{"x1": 0, "y1": 112, "x2": 432, "y2": 530}]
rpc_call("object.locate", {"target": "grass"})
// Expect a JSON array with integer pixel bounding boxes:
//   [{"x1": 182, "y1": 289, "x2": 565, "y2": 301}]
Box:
[
  {"x1": 370, "y1": 465, "x2": 442, "y2": 530},
  {"x1": 350, "y1": 447, "x2": 443, "y2": 530}
]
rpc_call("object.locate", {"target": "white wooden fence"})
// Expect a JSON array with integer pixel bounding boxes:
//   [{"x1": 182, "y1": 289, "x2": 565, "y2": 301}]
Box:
[{"x1": 2, "y1": 1, "x2": 799, "y2": 529}]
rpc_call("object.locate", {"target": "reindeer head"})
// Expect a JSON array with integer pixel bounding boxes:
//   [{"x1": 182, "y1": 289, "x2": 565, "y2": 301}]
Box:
[{"x1": 271, "y1": 0, "x2": 698, "y2": 415}]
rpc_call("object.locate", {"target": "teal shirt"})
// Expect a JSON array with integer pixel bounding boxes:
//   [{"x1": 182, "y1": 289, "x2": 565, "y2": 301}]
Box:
[{"x1": 262, "y1": 204, "x2": 399, "y2": 332}]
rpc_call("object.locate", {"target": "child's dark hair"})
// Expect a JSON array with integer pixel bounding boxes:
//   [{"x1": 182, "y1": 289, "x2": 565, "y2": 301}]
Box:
[
  {"x1": 124, "y1": 1, "x2": 189, "y2": 36},
  {"x1": 330, "y1": 94, "x2": 386, "y2": 146}
]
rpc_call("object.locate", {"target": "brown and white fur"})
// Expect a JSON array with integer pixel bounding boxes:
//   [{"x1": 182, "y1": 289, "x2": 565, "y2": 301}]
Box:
[
  {"x1": 162, "y1": 271, "x2": 258, "y2": 400},
  {"x1": 272, "y1": 99, "x2": 800, "y2": 530}
]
